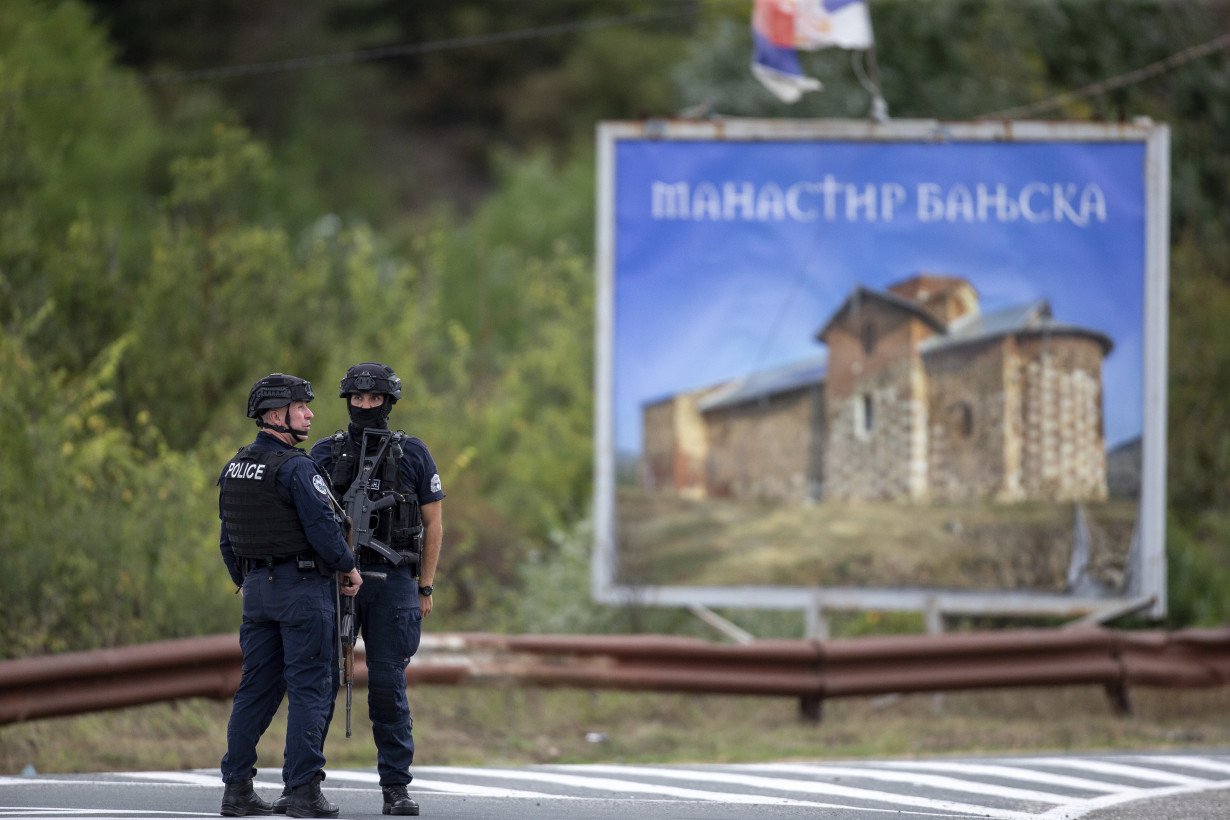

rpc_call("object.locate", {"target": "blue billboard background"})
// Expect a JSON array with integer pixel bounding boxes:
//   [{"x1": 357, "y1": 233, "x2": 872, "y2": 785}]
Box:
[{"x1": 614, "y1": 139, "x2": 1146, "y2": 459}]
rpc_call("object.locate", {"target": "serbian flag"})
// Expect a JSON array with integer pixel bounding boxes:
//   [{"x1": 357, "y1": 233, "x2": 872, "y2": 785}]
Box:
[{"x1": 752, "y1": 0, "x2": 875, "y2": 103}]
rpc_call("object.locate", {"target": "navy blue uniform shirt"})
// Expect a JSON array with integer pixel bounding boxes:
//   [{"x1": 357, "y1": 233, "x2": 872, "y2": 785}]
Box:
[{"x1": 219, "y1": 431, "x2": 357, "y2": 587}]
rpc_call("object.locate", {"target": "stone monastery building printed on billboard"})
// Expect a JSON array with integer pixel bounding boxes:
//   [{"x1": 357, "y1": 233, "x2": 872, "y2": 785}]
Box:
[{"x1": 642, "y1": 274, "x2": 1113, "y2": 505}]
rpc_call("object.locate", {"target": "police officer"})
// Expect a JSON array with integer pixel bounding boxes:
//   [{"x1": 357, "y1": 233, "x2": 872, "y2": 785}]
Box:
[
  {"x1": 218, "y1": 374, "x2": 363, "y2": 818},
  {"x1": 309, "y1": 362, "x2": 444, "y2": 817}
]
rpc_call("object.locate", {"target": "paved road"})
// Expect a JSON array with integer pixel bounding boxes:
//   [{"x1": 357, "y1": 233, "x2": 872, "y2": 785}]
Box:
[{"x1": 2, "y1": 752, "x2": 1228, "y2": 819}]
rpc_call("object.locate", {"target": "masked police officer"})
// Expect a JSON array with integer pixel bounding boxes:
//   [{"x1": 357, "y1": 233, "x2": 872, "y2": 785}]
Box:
[
  {"x1": 308, "y1": 362, "x2": 444, "y2": 817},
  {"x1": 218, "y1": 374, "x2": 363, "y2": 818}
]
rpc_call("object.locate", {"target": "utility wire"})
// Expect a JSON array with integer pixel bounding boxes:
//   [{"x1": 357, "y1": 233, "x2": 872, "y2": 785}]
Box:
[
  {"x1": 978, "y1": 30, "x2": 1230, "y2": 120},
  {"x1": 14, "y1": 6, "x2": 1226, "y2": 118},
  {"x1": 13, "y1": 8, "x2": 696, "y2": 98}
]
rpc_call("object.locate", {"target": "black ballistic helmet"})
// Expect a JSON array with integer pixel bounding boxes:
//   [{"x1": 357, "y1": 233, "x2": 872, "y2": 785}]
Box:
[
  {"x1": 246, "y1": 373, "x2": 314, "y2": 418},
  {"x1": 339, "y1": 362, "x2": 401, "y2": 403}
]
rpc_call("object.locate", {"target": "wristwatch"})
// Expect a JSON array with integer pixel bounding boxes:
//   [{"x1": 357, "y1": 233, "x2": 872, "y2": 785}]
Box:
[{"x1": 418, "y1": 585, "x2": 433, "y2": 597}]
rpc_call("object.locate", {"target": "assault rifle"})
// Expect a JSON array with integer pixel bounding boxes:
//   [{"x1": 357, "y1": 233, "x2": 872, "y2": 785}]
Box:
[{"x1": 341, "y1": 428, "x2": 408, "y2": 568}]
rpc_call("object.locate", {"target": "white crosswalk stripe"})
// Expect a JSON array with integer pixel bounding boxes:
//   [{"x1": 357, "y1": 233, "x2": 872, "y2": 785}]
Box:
[
  {"x1": 327, "y1": 769, "x2": 556, "y2": 798},
  {"x1": 1138, "y1": 754, "x2": 1230, "y2": 775},
  {"x1": 112, "y1": 773, "x2": 222, "y2": 787},
  {"x1": 876, "y1": 760, "x2": 1126, "y2": 793},
  {"x1": 742, "y1": 762, "x2": 1084, "y2": 803},
  {"x1": 1016, "y1": 756, "x2": 1215, "y2": 785}
]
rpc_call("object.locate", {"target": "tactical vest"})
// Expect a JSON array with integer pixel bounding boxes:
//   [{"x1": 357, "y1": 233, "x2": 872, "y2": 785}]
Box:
[
  {"x1": 218, "y1": 446, "x2": 314, "y2": 559},
  {"x1": 329, "y1": 430, "x2": 422, "y2": 555}
]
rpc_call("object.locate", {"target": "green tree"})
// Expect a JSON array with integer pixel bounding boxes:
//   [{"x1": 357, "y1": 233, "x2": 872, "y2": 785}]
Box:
[
  {"x1": 0, "y1": 315, "x2": 233, "y2": 657},
  {"x1": 0, "y1": 1, "x2": 161, "y2": 370},
  {"x1": 121, "y1": 121, "x2": 330, "y2": 447}
]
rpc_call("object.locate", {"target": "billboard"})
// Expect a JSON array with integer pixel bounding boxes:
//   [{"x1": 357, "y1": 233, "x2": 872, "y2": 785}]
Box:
[{"x1": 594, "y1": 119, "x2": 1169, "y2": 621}]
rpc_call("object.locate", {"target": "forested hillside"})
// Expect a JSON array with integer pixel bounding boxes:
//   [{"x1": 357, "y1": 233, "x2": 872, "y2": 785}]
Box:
[{"x1": 1, "y1": 0, "x2": 1227, "y2": 657}]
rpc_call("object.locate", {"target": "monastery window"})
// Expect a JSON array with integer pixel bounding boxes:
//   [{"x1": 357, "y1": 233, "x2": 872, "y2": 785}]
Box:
[
  {"x1": 855, "y1": 392, "x2": 874, "y2": 439},
  {"x1": 951, "y1": 401, "x2": 974, "y2": 438},
  {"x1": 860, "y1": 321, "x2": 876, "y2": 355}
]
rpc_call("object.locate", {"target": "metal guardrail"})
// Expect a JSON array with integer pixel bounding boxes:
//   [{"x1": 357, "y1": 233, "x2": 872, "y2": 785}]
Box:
[{"x1": 0, "y1": 627, "x2": 1226, "y2": 725}]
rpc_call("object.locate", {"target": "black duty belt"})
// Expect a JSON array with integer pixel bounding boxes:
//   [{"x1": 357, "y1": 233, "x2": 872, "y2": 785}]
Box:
[{"x1": 241, "y1": 554, "x2": 318, "y2": 574}]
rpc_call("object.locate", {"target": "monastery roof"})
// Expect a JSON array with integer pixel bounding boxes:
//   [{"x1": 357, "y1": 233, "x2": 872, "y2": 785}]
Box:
[
  {"x1": 921, "y1": 299, "x2": 1114, "y2": 355},
  {"x1": 653, "y1": 286, "x2": 1111, "y2": 414},
  {"x1": 815, "y1": 286, "x2": 946, "y2": 341},
  {"x1": 697, "y1": 355, "x2": 828, "y2": 413}
]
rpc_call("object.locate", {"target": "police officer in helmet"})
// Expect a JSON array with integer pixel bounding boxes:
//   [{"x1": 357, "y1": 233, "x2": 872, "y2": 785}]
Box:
[
  {"x1": 218, "y1": 374, "x2": 362, "y2": 818},
  {"x1": 309, "y1": 362, "x2": 444, "y2": 817}
]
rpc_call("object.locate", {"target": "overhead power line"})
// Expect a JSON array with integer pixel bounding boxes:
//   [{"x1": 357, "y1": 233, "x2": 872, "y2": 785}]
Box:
[
  {"x1": 15, "y1": 7, "x2": 1228, "y2": 118},
  {"x1": 14, "y1": 8, "x2": 696, "y2": 98},
  {"x1": 979, "y1": 30, "x2": 1230, "y2": 120}
]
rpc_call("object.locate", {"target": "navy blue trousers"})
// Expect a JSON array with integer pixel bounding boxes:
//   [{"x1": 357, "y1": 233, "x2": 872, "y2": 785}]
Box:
[
  {"x1": 327, "y1": 564, "x2": 422, "y2": 787},
  {"x1": 222, "y1": 563, "x2": 335, "y2": 789}
]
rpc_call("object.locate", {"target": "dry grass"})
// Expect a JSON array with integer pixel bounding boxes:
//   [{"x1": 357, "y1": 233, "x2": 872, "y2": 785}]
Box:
[
  {"x1": 2, "y1": 684, "x2": 1227, "y2": 775},
  {"x1": 617, "y1": 489, "x2": 1137, "y2": 592}
]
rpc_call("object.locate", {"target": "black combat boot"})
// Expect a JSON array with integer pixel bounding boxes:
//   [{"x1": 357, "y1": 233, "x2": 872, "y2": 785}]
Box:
[
  {"x1": 271, "y1": 785, "x2": 291, "y2": 814},
  {"x1": 220, "y1": 780, "x2": 274, "y2": 817},
  {"x1": 382, "y1": 785, "x2": 420, "y2": 816},
  {"x1": 285, "y1": 777, "x2": 339, "y2": 819}
]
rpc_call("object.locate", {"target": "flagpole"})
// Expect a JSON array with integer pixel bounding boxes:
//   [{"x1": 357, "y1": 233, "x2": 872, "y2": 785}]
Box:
[{"x1": 854, "y1": 46, "x2": 889, "y2": 122}]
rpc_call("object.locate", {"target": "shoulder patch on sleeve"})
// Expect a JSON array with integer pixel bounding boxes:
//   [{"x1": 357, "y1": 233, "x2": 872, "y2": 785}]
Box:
[
  {"x1": 430, "y1": 473, "x2": 442, "y2": 494},
  {"x1": 312, "y1": 473, "x2": 331, "y2": 499}
]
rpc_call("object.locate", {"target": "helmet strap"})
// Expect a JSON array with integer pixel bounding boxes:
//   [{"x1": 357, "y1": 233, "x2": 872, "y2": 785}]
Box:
[{"x1": 258, "y1": 406, "x2": 309, "y2": 443}]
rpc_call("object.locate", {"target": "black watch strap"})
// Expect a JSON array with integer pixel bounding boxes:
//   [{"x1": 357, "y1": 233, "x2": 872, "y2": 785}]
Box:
[{"x1": 418, "y1": 584, "x2": 433, "y2": 597}]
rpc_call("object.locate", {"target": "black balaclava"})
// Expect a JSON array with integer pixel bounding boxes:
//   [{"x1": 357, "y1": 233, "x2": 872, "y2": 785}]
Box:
[{"x1": 348, "y1": 397, "x2": 390, "y2": 437}]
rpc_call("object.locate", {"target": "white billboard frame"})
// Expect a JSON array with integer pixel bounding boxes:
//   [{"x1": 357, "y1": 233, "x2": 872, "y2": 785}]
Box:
[{"x1": 594, "y1": 118, "x2": 1169, "y2": 623}]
